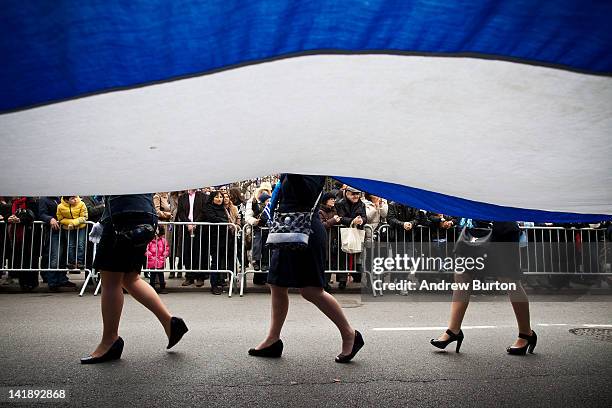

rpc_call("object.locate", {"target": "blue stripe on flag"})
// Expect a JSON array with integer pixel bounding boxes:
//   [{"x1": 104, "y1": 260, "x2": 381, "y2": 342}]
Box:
[
  {"x1": 2, "y1": 0, "x2": 612, "y2": 111},
  {"x1": 336, "y1": 176, "x2": 612, "y2": 223}
]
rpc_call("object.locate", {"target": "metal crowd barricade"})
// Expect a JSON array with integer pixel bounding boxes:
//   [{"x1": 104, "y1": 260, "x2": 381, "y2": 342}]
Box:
[
  {"x1": 239, "y1": 223, "x2": 271, "y2": 297},
  {"x1": 519, "y1": 225, "x2": 610, "y2": 275},
  {"x1": 2, "y1": 219, "x2": 609, "y2": 297},
  {"x1": 325, "y1": 224, "x2": 377, "y2": 296},
  {"x1": 369, "y1": 223, "x2": 610, "y2": 295},
  {"x1": 372, "y1": 224, "x2": 459, "y2": 296},
  {"x1": 239, "y1": 223, "x2": 377, "y2": 296},
  {"x1": 136, "y1": 221, "x2": 239, "y2": 297},
  {"x1": 0, "y1": 220, "x2": 98, "y2": 296}
]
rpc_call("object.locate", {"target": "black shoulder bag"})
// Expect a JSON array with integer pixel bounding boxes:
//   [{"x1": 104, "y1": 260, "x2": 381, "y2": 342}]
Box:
[{"x1": 106, "y1": 197, "x2": 156, "y2": 248}]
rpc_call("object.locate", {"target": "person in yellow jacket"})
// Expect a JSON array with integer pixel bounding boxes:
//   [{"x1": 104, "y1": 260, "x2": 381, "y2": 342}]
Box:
[{"x1": 57, "y1": 196, "x2": 88, "y2": 269}]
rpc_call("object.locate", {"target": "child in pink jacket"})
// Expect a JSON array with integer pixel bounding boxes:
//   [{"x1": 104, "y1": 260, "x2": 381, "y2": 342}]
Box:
[{"x1": 146, "y1": 226, "x2": 169, "y2": 294}]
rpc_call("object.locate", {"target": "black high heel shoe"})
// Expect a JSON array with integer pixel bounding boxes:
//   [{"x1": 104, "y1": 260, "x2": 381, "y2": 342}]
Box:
[
  {"x1": 167, "y1": 316, "x2": 189, "y2": 349},
  {"x1": 248, "y1": 339, "x2": 283, "y2": 358},
  {"x1": 335, "y1": 330, "x2": 364, "y2": 363},
  {"x1": 81, "y1": 337, "x2": 124, "y2": 364},
  {"x1": 507, "y1": 331, "x2": 537, "y2": 355},
  {"x1": 430, "y1": 329, "x2": 464, "y2": 353}
]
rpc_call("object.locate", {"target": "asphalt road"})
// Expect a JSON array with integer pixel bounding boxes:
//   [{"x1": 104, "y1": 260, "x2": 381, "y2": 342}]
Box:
[{"x1": 1, "y1": 291, "x2": 611, "y2": 407}]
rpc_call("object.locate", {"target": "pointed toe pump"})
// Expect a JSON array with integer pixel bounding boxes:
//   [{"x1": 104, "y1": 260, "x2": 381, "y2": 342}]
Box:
[
  {"x1": 167, "y1": 316, "x2": 189, "y2": 350},
  {"x1": 430, "y1": 329, "x2": 464, "y2": 353},
  {"x1": 248, "y1": 339, "x2": 283, "y2": 358},
  {"x1": 335, "y1": 330, "x2": 365, "y2": 363},
  {"x1": 81, "y1": 337, "x2": 124, "y2": 364}
]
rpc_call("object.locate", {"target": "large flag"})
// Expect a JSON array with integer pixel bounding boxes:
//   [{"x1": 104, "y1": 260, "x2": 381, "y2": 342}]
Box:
[{"x1": 1, "y1": 1, "x2": 611, "y2": 222}]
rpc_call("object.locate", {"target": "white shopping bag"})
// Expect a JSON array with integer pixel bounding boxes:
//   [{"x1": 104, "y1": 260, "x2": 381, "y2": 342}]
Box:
[{"x1": 340, "y1": 226, "x2": 365, "y2": 254}]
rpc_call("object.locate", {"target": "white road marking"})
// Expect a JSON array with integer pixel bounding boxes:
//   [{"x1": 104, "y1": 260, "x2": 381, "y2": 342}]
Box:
[
  {"x1": 537, "y1": 323, "x2": 568, "y2": 326},
  {"x1": 372, "y1": 326, "x2": 496, "y2": 331},
  {"x1": 583, "y1": 324, "x2": 612, "y2": 328}
]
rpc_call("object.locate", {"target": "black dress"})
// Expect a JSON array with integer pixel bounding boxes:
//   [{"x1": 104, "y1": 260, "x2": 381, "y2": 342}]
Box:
[
  {"x1": 486, "y1": 221, "x2": 522, "y2": 280},
  {"x1": 266, "y1": 174, "x2": 326, "y2": 288},
  {"x1": 460, "y1": 221, "x2": 522, "y2": 279}
]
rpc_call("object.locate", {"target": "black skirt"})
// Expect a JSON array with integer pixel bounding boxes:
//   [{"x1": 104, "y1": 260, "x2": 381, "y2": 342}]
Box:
[
  {"x1": 266, "y1": 216, "x2": 326, "y2": 288},
  {"x1": 93, "y1": 213, "x2": 157, "y2": 273},
  {"x1": 456, "y1": 226, "x2": 522, "y2": 280}
]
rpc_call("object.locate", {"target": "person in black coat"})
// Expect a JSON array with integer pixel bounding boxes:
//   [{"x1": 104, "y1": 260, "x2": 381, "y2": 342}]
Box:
[
  {"x1": 39, "y1": 196, "x2": 75, "y2": 290},
  {"x1": 248, "y1": 174, "x2": 364, "y2": 363},
  {"x1": 203, "y1": 190, "x2": 235, "y2": 295},
  {"x1": 175, "y1": 190, "x2": 206, "y2": 286},
  {"x1": 82, "y1": 196, "x2": 105, "y2": 223},
  {"x1": 385, "y1": 202, "x2": 425, "y2": 284},
  {"x1": 386, "y1": 202, "x2": 422, "y2": 242},
  {"x1": 334, "y1": 187, "x2": 367, "y2": 287},
  {"x1": 425, "y1": 212, "x2": 458, "y2": 271}
]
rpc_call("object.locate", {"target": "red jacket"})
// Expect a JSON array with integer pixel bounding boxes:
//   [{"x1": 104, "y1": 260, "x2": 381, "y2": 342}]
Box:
[{"x1": 146, "y1": 237, "x2": 169, "y2": 269}]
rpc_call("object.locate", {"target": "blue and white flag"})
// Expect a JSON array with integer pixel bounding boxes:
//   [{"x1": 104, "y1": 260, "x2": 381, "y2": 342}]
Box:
[{"x1": 1, "y1": 1, "x2": 611, "y2": 222}]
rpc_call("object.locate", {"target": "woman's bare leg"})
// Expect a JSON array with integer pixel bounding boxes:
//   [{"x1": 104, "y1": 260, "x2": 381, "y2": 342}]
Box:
[
  {"x1": 299, "y1": 286, "x2": 355, "y2": 355},
  {"x1": 90, "y1": 271, "x2": 124, "y2": 357},
  {"x1": 437, "y1": 272, "x2": 472, "y2": 341},
  {"x1": 121, "y1": 272, "x2": 172, "y2": 337},
  {"x1": 255, "y1": 284, "x2": 289, "y2": 349},
  {"x1": 504, "y1": 278, "x2": 532, "y2": 347}
]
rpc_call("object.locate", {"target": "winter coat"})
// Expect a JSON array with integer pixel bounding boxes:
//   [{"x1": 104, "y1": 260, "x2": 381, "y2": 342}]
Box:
[
  {"x1": 386, "y1": 202, "x2": 426, "y2": 241},
  {"x1": 427, "y1": 213, "x2": 458, "y2": 241},
  {"x1": 319, "y1": 204, "x2": 339, "y2": 229},
  {"x1": 244, "y1": 197, "x2": 264, "y2": 227},
  {"x1": 100, "y1": 194, "x2": 156, "y2": 223},
  {"x1": 81, "y1": 196, "x2": 105, "y2": 223},
  {"x1": 153, "y1": 192, "x2": 173, "y2": 221},
  {"x1": 176, "y1": 192, "x2": 206, "y2": 223},
  {"x1": 203, "y1": 198, "x2": 231, "y2": 249},
  {"x1": 335, "y1": 198, "x2": 367, "y2": 230},
  {"x1": 226, "y1": 204, "x2": 241, "y2": 226},
  {"x1": 203, "y1": 195, "x2": 235, "y2": 270},
  {"x1": 57, "y1": 197, "x2": 88, "y2": 230},
  {"x1": 38, "y1": 197, "x2": 60, "y2": 224},
  {"x1": 363, "y1": 198, "x2": 388, "y2": 228},
  {"x1": 146, "y1": 237, "x2": 170, "y2": 269}
]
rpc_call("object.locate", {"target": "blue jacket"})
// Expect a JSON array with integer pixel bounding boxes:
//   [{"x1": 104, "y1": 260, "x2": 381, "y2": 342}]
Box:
[
  {"x1": 38, "y1": 196, "x2": 60, "y2": 224},
  {"x1": 101, "y1": 194, "x2": 156, "y2": 222}
]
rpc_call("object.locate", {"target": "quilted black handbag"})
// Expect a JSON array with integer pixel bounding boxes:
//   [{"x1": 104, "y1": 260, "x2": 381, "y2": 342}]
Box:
[
  {"x1": 453, "y1": 226, "x2": 493, "y2": 259},
  {"x1": 265, "y1": 191, "x2": 323, "y2": 251}
]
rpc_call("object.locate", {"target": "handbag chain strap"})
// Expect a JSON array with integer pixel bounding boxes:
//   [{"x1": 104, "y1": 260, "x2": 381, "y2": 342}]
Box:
[{"x1": 274, "y1": 176, "x2": 323, "y2": 217}]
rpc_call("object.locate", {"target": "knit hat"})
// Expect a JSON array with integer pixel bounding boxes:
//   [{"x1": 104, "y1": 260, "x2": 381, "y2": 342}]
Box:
[{"x1": 321, "y1": 191, "x2": 336, "y2": 204}]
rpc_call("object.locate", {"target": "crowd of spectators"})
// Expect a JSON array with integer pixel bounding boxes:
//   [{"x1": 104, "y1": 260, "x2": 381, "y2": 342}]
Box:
[{"x1": 1, "y1": 176, "x2": 611, "y2": 293}]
